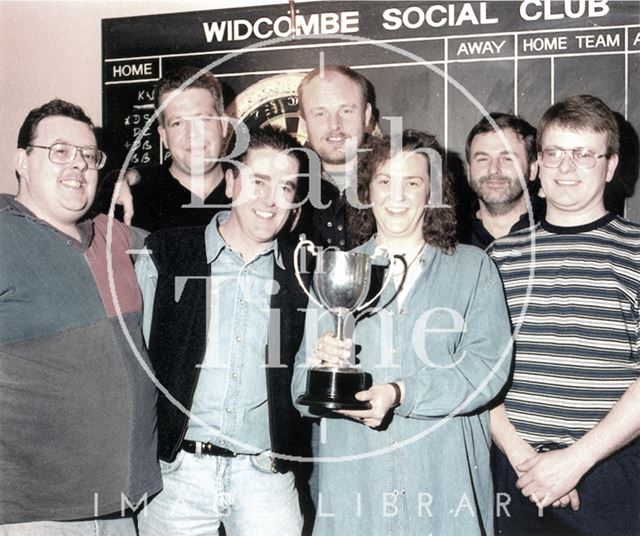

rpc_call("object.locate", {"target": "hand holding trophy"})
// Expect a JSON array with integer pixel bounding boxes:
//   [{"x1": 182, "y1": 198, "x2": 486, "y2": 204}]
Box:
[{"x1": 294, "y1": 238, "x2": 393, "y2": 411}]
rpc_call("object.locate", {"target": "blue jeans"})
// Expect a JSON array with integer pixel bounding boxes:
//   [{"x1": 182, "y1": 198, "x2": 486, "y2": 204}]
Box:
[
  {"x1": 0, "y1": 517, "x2": 135, "y2": 535},
  {"x1": 137, "y1": 450, "x2": 302, "y2": 536}
]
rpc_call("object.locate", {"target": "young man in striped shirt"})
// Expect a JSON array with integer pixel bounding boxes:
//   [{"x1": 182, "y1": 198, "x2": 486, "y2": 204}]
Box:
[{"x1": 488, "y1": 95, "x2": 640, "y2": 536}]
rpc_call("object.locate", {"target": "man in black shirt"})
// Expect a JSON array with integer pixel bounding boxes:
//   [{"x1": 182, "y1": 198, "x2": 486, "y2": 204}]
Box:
[
  {"x1": 108, "y1": 66, "x2": 230, "y2": 232},
  {"x1": 296, "y1": 65, "x2": 374, "y2": 249},
  {"x1": 461, "y1": 113, "x2": 544, "y2": 249}
]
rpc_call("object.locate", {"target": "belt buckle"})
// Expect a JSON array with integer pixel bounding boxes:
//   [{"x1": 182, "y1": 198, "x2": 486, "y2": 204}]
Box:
[
  {"x1": 253, "y1": 450, "x2": 278, "y2": 473},
  {"x1": 534, "y1": 442, "x2": 564, "y2": 453},
  {"x1": 205, "y1": 442, "x2": 237, "y2": 457}
]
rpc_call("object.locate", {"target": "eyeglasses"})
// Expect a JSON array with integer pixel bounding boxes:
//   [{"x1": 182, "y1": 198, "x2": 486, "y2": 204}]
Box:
[
  {"x1": 540, "y1": 147, "x2": 607, "y2": 169},
  {"x1": 28, "y1": 142, "x2": 107, "y2": 170}
]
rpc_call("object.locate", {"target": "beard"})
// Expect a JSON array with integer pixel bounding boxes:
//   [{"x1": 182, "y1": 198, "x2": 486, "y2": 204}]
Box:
[
  {"x1": 317, "y1": 148, "x2": 348, "y2": 166},
  {"x1": 471, "y1": 173, "x2": 528, "y2": 216}
]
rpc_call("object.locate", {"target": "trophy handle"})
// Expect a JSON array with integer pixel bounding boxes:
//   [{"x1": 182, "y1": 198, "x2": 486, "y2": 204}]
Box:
[
  {"x1": 294, "y1": 238, "x2": 324, "y2": 309},
  {"x1": 356, "y1": 244, "x2": 396, "y2": 312}
]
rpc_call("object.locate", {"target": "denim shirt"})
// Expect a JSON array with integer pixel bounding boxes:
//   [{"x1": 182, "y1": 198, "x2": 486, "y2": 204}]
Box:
[
  {"x1": 292, "y1": 238, "x2": 512, "y2": 536},
  {"x1": 137, "y1": 211, "x2": 281, "y2": 454}
]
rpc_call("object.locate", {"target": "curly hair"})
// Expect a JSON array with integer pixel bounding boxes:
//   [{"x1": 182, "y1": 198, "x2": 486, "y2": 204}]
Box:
[{"x1": 347, "y1": 130, "x2": 457, "y2": 253}]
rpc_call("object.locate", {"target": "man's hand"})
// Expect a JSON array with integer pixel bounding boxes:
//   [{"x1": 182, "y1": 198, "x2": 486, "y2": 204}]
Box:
[
  {"x1": 113, "y1": 169, "x2": 139, "y2": 226},
  {"x1": 551, "y1": 489, "x2": 580, "y2": 510},
  {"x1": 490, "y1": 405, "x2": 579, "y2": 511},
  {"x1": 516, "y1": 447, "x2": 589, "y2": 509},
  {"x1": 338, "y1": 382, "x2": 402, "y2": 428}
]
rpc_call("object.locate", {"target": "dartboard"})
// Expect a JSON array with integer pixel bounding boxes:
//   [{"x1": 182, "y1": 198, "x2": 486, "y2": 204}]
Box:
[{"x1": 228, "y1": 72, "x2": 308, "y2": 144}]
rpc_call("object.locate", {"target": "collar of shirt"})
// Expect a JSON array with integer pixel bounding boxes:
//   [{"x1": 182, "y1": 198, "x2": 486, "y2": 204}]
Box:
[
  {"x1": 0, "y1": 193, "x2": 94, "y2": 251},
  {"x1": 322, "y1": 168, "x2": 358, "y2": 195},
  {"x1": 204, "y1": 210, "x2": 284, "y2": 268},
  {"x1": 359, "y1": 235, "x2": 436, "y2": 270},
  {"x1": 469, "y1": 195, "x2": 545, "y2": 248}
]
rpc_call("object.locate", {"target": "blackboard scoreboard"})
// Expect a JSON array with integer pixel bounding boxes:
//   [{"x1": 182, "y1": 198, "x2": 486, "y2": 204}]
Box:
[{"x1": 102, "y1": 0, "x2": 640, "y2": 218}]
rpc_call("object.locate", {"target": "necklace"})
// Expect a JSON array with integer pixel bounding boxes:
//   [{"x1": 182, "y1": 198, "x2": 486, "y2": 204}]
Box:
[
  {"x1": 403, "y1": 242, "x2": 426, "y2": 272},
  {"x1": 392, "y1": 242, "x2": 426, "y2": 277}
]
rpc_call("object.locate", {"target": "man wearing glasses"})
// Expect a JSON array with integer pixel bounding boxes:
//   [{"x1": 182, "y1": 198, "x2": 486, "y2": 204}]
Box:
[
  {"x1": 0, "y1": 99, "x2": 161, "y2": 534},
  {"x1": 488, "y1": 95, "x2": 640, "y2": 535}
]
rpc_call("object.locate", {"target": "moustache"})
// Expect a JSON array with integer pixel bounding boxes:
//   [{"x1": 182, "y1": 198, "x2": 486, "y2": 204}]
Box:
[{"x1": 478, "y1": 174, "x2": 514, "y2": 184}]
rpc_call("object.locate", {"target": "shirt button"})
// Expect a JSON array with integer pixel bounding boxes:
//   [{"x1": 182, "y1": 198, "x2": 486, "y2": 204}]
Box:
[
  {"x1": 239, "y1": 299, "x2": 246, "y2": 305},
  {"x1": 327, "y1": 238, "x2": 333, "y2": 244},
  {"x1": 327, "y1": 221, "x2": 333, "y2": 228},
  {"x1": 339, "y1": 239, "x2": 345, "y2": 247},
  {"x1": 337, "y1": 225, "x2": 343, "y2": 231},
  {"x1": 226, "y1": 408, "x2": 232, "y2": 414},
  {"x1": 235, "y1": 336, "x2": 241, "y2": 342},
  {"x1": 232, "y1": 372, "x2": 238, "y2": 379},
  {"x1": 393, "y1": 490, "x2": 399, "y2": 496}
]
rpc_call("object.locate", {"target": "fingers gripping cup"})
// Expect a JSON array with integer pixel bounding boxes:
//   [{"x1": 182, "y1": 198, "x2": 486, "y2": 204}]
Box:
[{"x1": 294, "y1": 238, "x2": 393, "y2": 411}]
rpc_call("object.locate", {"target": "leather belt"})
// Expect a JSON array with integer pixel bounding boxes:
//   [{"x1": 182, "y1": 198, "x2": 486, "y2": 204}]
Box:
[{"x1": 181, "y1": 440, "x2": 239, "y2": 457}]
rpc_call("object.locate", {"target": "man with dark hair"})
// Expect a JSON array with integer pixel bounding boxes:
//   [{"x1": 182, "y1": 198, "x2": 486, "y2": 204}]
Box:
[
  {"x1": 296, "y1": 64, "x2": 373, "y2": 249},
  {"x1": 136, "y1": 126, "x2": 309, "y2": 535},
  {"x1": 0, "y1": 99, "x2": 160, "y2": 534},
  {"x1": 488, "y1": 95, "x2": 640, "y2": 535},
  {"x1": 107, "y1": 66, "x2": 230, "y2": 232},
  {"x1": 462, "y1": 112, "x2": 544, "y2": 249}
]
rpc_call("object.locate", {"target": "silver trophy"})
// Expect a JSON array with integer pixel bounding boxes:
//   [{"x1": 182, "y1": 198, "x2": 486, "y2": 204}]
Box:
[{"x1": 294, "y1": 238, "x2": 393, "y2": 410}]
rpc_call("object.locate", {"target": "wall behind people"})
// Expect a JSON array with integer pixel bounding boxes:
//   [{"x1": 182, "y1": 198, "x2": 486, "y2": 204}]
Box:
[
  {"x1": 0, "y1": 0, "x2": 316, "y2": 195},
  {"x1": 3, "y1": 1, "x2": 639, "y2": 221},
  {"x1": 101, "y1": 1, "x2": 640, "y2": 221}
]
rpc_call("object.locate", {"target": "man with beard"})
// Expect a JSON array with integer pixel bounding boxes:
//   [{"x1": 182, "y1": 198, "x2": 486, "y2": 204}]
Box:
[
  {"x1": 462, "y1": 113, "x2": 544, "y2": 249},
  {"x1": 296, "y1": 64, "x2": 373, "y2": 249}
]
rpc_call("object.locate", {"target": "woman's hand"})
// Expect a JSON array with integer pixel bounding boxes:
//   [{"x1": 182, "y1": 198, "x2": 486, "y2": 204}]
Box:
[
  {"x1": 338, "y1": 381, "x2": 405, "y2": 428},
  {"x1": 308, "y1": 331, "x2": 353, "y2": 368}
]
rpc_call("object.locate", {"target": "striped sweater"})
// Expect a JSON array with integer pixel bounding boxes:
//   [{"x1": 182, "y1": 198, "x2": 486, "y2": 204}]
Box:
[{"x1": 488, "y1": 213, "x2": 640, "y2": 445}]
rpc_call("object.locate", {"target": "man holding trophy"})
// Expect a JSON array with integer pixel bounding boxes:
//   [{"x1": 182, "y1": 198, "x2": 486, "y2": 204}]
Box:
[{"x1": 292, "y1": 130, "x2": 512, "y2": 535}]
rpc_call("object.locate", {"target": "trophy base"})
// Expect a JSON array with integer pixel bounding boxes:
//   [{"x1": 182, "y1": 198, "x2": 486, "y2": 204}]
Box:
[
  {"x1": 297, "y1": 395, "x2": 371, "y2": 411},
  {"x1": 296, "y1": 368, "x2": 372, "y2": 412}
]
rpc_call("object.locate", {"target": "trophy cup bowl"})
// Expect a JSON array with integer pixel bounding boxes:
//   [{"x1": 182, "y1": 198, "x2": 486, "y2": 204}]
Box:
[{"x1": 294, "y1": 240, "x2": 393, "y2": 411}]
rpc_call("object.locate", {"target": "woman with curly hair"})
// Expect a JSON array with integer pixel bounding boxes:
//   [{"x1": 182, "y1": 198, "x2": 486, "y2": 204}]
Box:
[{"x1": 292, "y1": 130, "x2": 513, "y2": 535}]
